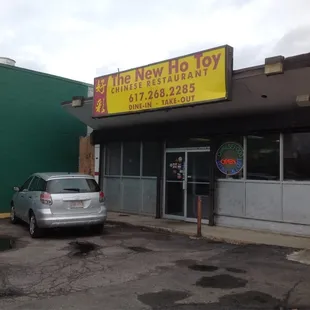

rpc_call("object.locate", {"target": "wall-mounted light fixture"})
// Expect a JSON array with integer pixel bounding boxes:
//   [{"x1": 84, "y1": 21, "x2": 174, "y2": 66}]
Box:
[
  {"x1": 71, "y1": 96, "x2": 84, "y2": 107},
  {"x1": 296, "y1": 94, "x2": 310, "y2": 107},
  {"x1": 264, "y1": 55, "x2": 284, "y2": 76}
]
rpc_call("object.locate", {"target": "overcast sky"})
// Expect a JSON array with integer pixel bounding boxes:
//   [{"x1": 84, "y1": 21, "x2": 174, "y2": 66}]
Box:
[{"x1": 1, "y1": 0, "x2": 310, "y2": 84}]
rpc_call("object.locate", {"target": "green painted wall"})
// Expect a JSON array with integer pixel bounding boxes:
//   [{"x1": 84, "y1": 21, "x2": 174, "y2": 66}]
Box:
[{"x1": 0, "y1": 64, "x2": 89, "y2": 213}]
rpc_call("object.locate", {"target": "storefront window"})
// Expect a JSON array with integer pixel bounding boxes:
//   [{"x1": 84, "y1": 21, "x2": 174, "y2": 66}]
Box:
[
  {"x1": 123, "y1": 141, "x2": 141, "y2": 176},
  {"x1": 142, "y1": 141, "x2": 161, "y2": 177},
  {"x1": 215, "y1": 136, "x2": 244, "y2": 179},
  {"x1": 105, "y1": 142, "x2": 121, "y2": 175},
  {"x1": 284, "y1": 132, "x2": 310, "y2": 181},
  {"x1": 246, "y1": 134, "x2": 280, "y2": 180}
]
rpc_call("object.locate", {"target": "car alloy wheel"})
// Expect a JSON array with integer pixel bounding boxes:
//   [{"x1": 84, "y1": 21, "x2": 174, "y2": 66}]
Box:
[
  {"x1": 10, "y1": 206, "x2": 18, "y2": 224},
  {"x1": 29, "y1": 213, "x2": 41, "y2": 238}
]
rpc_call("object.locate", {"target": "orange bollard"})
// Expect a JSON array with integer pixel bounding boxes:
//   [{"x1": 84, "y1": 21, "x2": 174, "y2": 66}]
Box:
[{"x1": 197, "y1": 196, "x2": 202, "y2": 237}]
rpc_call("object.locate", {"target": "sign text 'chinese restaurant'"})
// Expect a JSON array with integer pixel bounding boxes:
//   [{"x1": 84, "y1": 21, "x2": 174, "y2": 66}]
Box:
[{"x1": 93, "y1": 45, "x2": 233, "y2": 117}]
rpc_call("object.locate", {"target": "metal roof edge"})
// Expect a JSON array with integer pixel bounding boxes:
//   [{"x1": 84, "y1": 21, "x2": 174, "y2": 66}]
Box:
[
  {"x1": 0, "y1": 63, "x2": 92, "y2": 87},
  {"x1": 60, "y1": 52, "x2": 310, "y2": 106}
]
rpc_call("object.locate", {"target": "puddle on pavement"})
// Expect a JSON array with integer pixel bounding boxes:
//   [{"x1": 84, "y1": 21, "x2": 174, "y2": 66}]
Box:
[
  {"x1": 0, "y1": 238, "x2": 15, "y2": 252},
  {"x1": 0, "y1": 288, "x2": 24, "y2": 298},
  {"x1": 68, "y1": 241, "x2": 100, "y2": 257},
  {"x1": 127, "y1": 246, "x2": 152, "y2": 253},
  {"x1": 188, "y1": 264, "x2": 218, "y2": 272},
  {"x1": 219, "y1": 291, "x2": 280, "y2": 308},
  {"x1": 138, "y1": 290, "x2": 190, "y2": 308},
  {"x1": 225, "y1": 267, "x2": 247, "y2": 274},
  {"x1": 196, "y1": 274, "x2": 248, "y2": 289}
]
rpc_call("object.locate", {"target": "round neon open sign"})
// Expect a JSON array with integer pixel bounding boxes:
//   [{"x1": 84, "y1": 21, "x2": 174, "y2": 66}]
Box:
[{"x1": 215, "y1": 142, "x2": 244, "y2": 176}]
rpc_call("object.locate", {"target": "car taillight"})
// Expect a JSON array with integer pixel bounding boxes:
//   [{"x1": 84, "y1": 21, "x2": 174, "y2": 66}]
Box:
[
  {"x1": 40, "y1": 192, "x2": 53, "y2": 205},
  {"x1": 99, "y1": 191, "x2": 105, "y2": 203}
]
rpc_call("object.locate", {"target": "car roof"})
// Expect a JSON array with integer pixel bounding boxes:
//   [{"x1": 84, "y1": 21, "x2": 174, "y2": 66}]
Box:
[{"x1": 32, "y1": 173, "x2": 95, "y2": 181}]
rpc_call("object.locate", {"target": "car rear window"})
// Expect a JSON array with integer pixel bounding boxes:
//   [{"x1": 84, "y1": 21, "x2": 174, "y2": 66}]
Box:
[{"x1": 46, "y1": 178, "x2": 100, "y2": 194}]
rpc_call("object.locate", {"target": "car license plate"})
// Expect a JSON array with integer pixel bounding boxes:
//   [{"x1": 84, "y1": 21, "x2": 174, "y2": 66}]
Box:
[{"x1": 70, "y1": 201, "x2": 83, "y2": 208}]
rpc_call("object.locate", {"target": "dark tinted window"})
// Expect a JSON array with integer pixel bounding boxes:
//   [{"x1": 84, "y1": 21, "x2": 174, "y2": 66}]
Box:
[
  {"x1": 47, "y1": 178, "x2": 100, "y2": 194},
  {"x1": 20, "y1": 177, "x2": 33, "y2": 191},
  {"x1": 29, "y1": 177, "x2": 47, "y2": 191},
  {"x1": 247, "y1": 134, "x2": 280, "y2": 180},
  {"x1": 123, "y1": 141, "x2": 141, "y2": 176},
  {"x1": 29, "y1": 177, "x2": 39, "y2": 191},
  {"x1": 187, "y1": 151, "x2": 210, "y2": 182},
  {"x1": 105, "y1": 142, "x2": 121, "y2": 175},
  {"x1": 37, "y1": 178, "x2": 47, "y2": 191},
  {"x1": 284, "y1": 132, "x2": 310, "y2": 181},
  {"x1": 142, "y1": 141, "x2": 161, "y2": 177}
]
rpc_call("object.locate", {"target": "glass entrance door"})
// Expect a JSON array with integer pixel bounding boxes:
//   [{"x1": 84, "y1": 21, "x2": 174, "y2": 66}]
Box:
[
  {"x1": 165, "y1": 152, "x2": 185, "y2": 217},
  {"x1": 164, "y1": 149, "x2": 210, "y2": 221},
  {"x1": 186, "y1": 151, "x2": 210, "y2": 221}
]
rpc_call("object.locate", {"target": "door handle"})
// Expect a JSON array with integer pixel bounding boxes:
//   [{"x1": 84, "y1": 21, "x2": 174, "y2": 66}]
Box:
[
  {"x1": 28, "y1": 196, "x2": 32, "y2": 199},
  {"x1": 182, "y1": 180, "x2": 187, "y2": 190}
]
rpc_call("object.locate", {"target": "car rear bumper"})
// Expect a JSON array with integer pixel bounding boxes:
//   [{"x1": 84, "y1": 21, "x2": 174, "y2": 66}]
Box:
[{"x1": 35, "y1": 207, "x2": 107, "y2": 228}]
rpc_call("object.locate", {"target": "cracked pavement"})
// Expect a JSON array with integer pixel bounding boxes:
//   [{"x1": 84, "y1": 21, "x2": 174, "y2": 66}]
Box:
[{"x1": 0, "y1": 219, "x2": 310, "y2": 309}]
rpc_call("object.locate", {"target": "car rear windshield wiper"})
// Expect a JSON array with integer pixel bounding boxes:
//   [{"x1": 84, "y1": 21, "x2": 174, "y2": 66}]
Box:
[{"x1": 62, "y1": 188, "x2": 81, "y2": 192}]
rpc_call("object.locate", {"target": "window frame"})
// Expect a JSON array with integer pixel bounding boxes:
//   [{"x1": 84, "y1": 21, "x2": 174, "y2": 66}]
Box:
[
  {"x1": 104, "y1": 141, "x2": 163, "y2": 179},
  {"x1": 20, "y1": 177, "x2": 34, "y2": 192},
  {"x1": 246, "y1": 133, "x2": 281, "y2": 182},
  {"x1": 28, "y1": 176, "x2": 40, "y2": 191},
  {"x1": 122, "y1": 141, "x2": 141, "y2": 177},
  {"x1": 104, "y1": 142, "x2": 122, "y2": 176}
]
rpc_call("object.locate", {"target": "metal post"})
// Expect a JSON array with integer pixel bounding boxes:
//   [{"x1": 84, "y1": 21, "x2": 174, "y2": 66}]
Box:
[{"x1": 197, "y1": 195, "x2": 202, "y2": 237}]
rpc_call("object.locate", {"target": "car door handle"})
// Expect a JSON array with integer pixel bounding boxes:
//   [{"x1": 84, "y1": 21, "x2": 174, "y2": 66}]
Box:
[{"x1": 28, "y1": 196, "x2": 32, "y2": 199}]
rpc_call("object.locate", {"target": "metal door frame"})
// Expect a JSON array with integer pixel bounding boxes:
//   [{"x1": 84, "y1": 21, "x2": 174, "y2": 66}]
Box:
[{"x1": 163, "y1": 147, "x2": 210, "y2": 223}]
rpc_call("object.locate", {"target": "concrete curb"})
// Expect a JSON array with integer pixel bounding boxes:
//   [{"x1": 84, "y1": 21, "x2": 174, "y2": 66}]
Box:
[
  {"x1": 0, "y1": 213, "x2": 10, "y2": 219},
  {"x1": 106, "y1": 219, "x2": 247, "y2": 246}
]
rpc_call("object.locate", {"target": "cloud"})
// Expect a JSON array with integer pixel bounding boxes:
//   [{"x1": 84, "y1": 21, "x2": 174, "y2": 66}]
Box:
[
  {"x1": 1, "y1": 0, "x2": 310, "y2": 83},
  {"x1": 273, "y1": 25, "x2": 310, "y2": 57}
]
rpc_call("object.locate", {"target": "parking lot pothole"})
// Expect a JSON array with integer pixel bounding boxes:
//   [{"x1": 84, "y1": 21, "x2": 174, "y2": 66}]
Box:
[
  {"x1": 68, "y1": 241, "x2": 100, "y2": 258},
  {"x1": 188, "y1": 264, "x2": 218, "y2": 272},
  {"x1": 225, "y1": 267, "x2": 247, "y2": 274},
  {"x1": 127, "y1": 246, "x2": 152, "y2": 253},
  {"x1": 0, "y1": 237, "x2": 15, "y2": 252},
  {"x1": 196, "y1": 274, "x2": 248, "y2": 289},
  {"x1": 0, "y1": 287, "x2": 24, "y2": 298},
  {"x1": 138, "y1": 290, "x2": 190, "y2": 308}
]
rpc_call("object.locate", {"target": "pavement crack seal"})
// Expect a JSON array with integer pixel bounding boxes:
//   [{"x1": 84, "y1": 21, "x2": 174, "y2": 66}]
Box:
[
  {"x1": 218, "y1": 290, "x2": 281, "y2": 309},
  {"x1": 280, "y1": 280, "x2": 301, "y2": 309}
]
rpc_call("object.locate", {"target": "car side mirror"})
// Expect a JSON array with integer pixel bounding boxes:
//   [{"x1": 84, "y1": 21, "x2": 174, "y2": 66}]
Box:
[{"x1": 13, "y1": 187, "x2": 20, "y2": 192}]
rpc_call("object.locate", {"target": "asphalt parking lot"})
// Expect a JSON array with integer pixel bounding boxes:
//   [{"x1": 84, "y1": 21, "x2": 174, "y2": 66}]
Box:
[{"x1": 1, "y1": 219, "x2": 310, "y2": 310}]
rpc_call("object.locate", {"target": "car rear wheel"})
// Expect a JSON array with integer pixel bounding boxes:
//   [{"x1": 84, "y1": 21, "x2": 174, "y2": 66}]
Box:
[
  {"x1": 10, "y1": 206, "x2": 18, "y2": 224},
  {"x1": 29, "y1": 212, "x2": 42, "y2": 238}
]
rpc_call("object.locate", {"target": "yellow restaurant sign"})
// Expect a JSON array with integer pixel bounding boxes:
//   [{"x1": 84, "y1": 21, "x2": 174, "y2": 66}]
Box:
[{"x1": 92, "y1": 45, "x2": 233, "y2": 117}]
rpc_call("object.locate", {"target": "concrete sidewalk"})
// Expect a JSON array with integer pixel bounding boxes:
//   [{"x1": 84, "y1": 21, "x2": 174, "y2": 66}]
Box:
[{"x1": 107, "y1": 212, "x2": 310, "y2": 249}]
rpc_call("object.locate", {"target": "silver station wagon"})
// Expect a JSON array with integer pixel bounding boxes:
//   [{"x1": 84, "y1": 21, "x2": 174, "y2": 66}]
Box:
[{"x1": 10, "y1": 173, "x2": 107, "y2": 238}]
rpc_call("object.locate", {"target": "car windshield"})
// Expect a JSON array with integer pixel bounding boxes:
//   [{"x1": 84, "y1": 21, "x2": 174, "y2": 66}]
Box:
[{"x1": 46, "y1": 178, "x2": 100, "y2": 194}]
